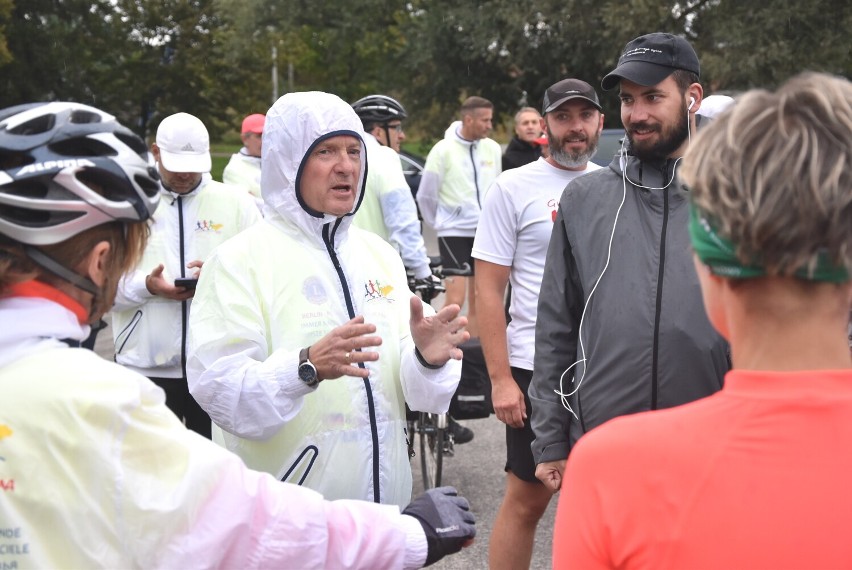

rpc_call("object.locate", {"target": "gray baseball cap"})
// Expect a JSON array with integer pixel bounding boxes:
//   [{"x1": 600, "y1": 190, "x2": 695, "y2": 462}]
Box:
[
  {"x1": 542, "y1": 78, "x2": 602, "y2": 114},
  {"x1": 602, "y1": 33, "x2": 700, "y2": 91}
]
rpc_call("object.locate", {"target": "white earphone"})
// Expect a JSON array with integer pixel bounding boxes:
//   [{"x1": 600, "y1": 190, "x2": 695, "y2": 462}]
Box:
[{"x1": 688, "y1": 96, "x2": 696, "y2": 110}]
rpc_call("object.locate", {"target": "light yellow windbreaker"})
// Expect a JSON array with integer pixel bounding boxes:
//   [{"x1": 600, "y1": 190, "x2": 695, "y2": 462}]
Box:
[
  {"x1": 187, "y1": 92, "x2": 461, "y2": 508},
  {"x1": 0, "y1": 297, "x2": 427, "y2": 569}
]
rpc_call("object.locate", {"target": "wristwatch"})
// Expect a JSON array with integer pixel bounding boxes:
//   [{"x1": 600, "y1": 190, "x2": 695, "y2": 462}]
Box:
[{"x1": 298, "y1": 347, "x2": 319, "y2": 388}]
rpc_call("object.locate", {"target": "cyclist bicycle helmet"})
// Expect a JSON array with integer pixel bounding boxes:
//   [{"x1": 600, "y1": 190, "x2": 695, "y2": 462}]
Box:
[
  {"x1": 352, "y1": 94, "x2": 407, "y2": 125},
  {"x1": 0, "y1": 101, "x2": 160, "y2": 247}
]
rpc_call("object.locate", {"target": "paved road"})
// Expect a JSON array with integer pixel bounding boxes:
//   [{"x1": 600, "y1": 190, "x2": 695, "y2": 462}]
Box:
[
  {"x1": 411, "y1": 416, "x2": 557, "y2": 570},
  {"x1": 415, "y1": 225, "x2": 558, "y2": 570}
]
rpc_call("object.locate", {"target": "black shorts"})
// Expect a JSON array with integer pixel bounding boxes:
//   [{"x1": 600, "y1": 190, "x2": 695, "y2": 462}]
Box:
[
  {"x1": 504, "y1": 367, "x2": 542, "y2": 484},
  {"x1": 438, "y1": 236, "x2": 475, "y2": 275}
]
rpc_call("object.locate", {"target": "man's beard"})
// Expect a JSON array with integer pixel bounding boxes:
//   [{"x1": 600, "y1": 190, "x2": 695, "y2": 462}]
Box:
[
  {"x1": 547, "y1": 126, "x2": 600, "y2": 169},
  {"x1": 626, "y1": 105, "x2": 689, "y2": 162}
]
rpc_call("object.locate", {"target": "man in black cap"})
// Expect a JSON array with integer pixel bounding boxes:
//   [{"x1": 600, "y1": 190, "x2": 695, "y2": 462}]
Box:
[
  {"x1": 529, "y1": 33, "x2": 730, "y2": 494},
  {"x1": 473, "y1": 77, "x2": 603, "y2": 570}
]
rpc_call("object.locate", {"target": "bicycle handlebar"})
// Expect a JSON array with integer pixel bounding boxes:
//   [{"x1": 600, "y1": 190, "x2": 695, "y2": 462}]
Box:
[{"x1": 437, "y1": 262, "x2": 472, "y2": 278}]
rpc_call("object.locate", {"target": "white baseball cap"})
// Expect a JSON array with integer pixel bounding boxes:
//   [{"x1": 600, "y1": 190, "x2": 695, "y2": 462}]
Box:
[{"x1": 155, "y1": 112, "x2": 211, "y2": 173}]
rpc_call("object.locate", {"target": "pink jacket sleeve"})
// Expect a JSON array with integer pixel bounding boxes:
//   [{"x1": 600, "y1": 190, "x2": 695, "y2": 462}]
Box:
[{"x1": 164, "y1": 451, "x2": 427, "y2": 569}]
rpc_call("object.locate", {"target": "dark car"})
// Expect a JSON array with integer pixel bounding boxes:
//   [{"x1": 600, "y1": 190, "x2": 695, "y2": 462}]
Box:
[
  {"x1": 399, "y1": 150, "x2": 425, "y2": 198},
  {"x1": 591, "y1": 129, "x2": 626, "y2": 167}
]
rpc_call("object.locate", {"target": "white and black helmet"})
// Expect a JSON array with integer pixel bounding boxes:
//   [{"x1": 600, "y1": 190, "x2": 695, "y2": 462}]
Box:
[
  {"x1": 351, "y1": 94, "x2": 407, "y2": 126},
  {"x1": 0, "y1": 101, "x2": 160, "y2": 246}
]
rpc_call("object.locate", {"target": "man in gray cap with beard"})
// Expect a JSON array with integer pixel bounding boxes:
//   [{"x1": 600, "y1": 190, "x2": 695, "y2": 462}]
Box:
[{"x1": 529, "y1": 33, "x2": 730, "y2": 493}]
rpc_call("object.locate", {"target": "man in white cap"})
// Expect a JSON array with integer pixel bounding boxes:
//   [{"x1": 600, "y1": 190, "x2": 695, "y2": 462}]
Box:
[
  {"x1": 112, "y1": 111, "x2": 260, "y2": 438},
  {"x1": 223, "y1": 113, "x2": 265, "y2": 207}
]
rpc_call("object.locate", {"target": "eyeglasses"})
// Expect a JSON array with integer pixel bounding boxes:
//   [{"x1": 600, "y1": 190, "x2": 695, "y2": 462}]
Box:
[{"x1": 386, "y1": 123, "x2": 404, "y2": 133}]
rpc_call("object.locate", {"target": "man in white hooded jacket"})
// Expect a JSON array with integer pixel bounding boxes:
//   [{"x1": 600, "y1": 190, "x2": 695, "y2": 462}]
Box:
[{"x1": 188, "y1": 92, "x2": 468, "y2": 508}]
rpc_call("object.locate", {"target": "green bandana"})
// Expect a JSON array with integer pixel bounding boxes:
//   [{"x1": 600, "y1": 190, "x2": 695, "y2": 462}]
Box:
[{"x1": 688, "y1": 203, "x2": 849, "y2": 283}]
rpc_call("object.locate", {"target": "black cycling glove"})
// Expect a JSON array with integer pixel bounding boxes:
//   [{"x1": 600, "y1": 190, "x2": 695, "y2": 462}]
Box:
[
  {"x1": 413, "y1": 274, "x2": 444, "y2": 303},
  {"x1": 402, "y1": 486, "x2": 476, "y2": 566}
]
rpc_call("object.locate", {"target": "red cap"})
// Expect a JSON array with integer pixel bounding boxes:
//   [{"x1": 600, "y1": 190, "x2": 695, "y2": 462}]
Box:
[
  {"x1": 534, "y1": 136, "x2": 549, "y2": 146},
  {"x1": 241, "y1": 113, "x2": 265, "y2": 134}
]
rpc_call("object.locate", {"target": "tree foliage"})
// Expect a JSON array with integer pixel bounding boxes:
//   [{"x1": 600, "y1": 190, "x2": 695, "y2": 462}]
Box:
[{"x1": 0, "y1": 0, "x2": 847, "y2": 141}]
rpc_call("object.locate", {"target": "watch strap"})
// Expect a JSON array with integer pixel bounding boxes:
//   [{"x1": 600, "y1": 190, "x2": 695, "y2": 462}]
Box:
[{"x1": 414, "y1": 346, "x2": 443, "y2": 370}]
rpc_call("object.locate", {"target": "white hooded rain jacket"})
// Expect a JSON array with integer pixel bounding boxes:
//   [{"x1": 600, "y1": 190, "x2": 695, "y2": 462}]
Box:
[{"x1": 187, "y1": 92, "x2": 461, "y2": 508}]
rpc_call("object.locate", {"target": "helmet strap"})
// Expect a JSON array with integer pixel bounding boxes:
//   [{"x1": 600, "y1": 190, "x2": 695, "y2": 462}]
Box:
[{"x1": 24, "y1": 246, "x2": 99, "y2": 296}]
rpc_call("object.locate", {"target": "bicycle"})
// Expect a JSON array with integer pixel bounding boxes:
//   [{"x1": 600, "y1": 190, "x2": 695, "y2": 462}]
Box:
[{"x1": 405, "y1": 257, "x2": 472, "y2": 489}]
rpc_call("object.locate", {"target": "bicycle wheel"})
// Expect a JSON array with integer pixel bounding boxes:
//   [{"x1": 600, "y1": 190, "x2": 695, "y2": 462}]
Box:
[{"x1": 418, "y1": 412, "x2": 444, "y2": 489}]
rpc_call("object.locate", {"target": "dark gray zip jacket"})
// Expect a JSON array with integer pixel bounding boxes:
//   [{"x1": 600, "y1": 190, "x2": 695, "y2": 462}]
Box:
[{"x1": 529, "y1": 146, "x2": 729, "y2": 464}]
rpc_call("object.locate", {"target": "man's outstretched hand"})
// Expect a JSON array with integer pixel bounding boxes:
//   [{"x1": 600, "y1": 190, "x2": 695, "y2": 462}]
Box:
[{"x1": 409, "y1": 296, "x2": 469, "y2": 367}]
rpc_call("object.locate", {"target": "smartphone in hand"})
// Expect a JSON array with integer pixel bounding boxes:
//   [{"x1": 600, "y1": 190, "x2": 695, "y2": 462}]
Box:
[{"x1": 174, "y1": 277, "x2": 198, "y2": 290}]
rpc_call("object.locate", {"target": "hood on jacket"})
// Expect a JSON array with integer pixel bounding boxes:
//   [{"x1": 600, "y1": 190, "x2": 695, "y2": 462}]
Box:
[
  {"x1": 444, "y1": 120, "x2": 481, "y2": 148},
  {"x1": 261, "y1": 92, "x2": 367, "y2": 240}
]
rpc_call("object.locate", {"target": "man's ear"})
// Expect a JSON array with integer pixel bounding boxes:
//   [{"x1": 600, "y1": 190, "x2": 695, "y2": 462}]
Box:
[
  {"x1": 687, "y1": 83, "x2": 704, "y2": 114},
  {"x1": 84, "y1": 241, "x2": 112, "y2": 288}
]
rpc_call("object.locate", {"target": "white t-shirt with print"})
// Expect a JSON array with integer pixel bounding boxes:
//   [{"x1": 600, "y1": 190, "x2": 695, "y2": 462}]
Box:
[{"x1": 472, "y1": 157, "x2": 601, "y2": 370}]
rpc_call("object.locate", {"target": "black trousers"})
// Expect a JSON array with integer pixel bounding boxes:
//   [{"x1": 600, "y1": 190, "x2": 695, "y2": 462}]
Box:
[{"x1": 149, "y1": 376, "x2": 212, "y2": 439}]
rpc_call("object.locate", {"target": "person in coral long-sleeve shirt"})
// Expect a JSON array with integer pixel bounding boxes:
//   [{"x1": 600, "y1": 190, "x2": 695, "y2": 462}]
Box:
[{"x1": 554, "y1": 71, "x2": 852, "y2": 569}]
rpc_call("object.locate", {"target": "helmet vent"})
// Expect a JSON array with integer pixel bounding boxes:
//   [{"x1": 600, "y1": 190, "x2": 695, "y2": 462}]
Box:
[
  {"x1": 2, "y1": 179, "x2": 48, "y2": 199},
  {"x1": 0, "y1": 151, "x2": 33, "y2": 170},
  {"x1": 0, "y1": 203, "x2": 83, "y2": 227},
  {"x1": 135, "y1": 171, "x2": 160, "y2": 197},
  {"x1": 51, "y1": 137, "x2": 116, "y2": 158},
  {"x1": 76, "y1": 168, "x2": 129, "y2": 203},
  {"x1": 8, "y1": 114, "x2": 55, "y2": 135},
  {"x1": 69, "y1": 110, "x2": 102, "y2": 124},
  {"x1": 115, "y1": 131, "x2": 148, "y2": 157}
]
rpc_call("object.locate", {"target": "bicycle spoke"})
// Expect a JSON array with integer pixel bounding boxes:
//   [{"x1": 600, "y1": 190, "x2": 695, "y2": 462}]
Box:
[{"x1": 418, "y1": 412, "x2": 443, "y2": 489}]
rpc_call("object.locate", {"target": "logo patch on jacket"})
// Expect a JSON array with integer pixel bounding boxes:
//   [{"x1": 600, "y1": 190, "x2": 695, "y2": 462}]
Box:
[
  {"x1": 195, "y1": 219, "x2": 223, "y2": 232},
  {"x1": 0, "y1": 424, "x2": 12, "y2": 463},
  {"x1": 303, "y1": 276, "x2": 328, "y2": 305},
  {"x1": 364, "y1": 279, "x2": 394, "y2": 302}
]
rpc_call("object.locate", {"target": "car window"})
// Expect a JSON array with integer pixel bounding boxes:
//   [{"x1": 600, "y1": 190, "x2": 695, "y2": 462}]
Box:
[
  {"x1": 591, "y1": 129, "x2": 626, "y2": 167},
  {"x1": 399, "y1": 153, "x2": 423, "y2": 176}
]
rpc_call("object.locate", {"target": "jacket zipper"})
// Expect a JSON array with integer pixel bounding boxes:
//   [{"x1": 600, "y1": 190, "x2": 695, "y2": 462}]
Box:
[
  {"x1": 322, "y1": 221, "x2": 381, "y2": 503},
  {"x1": 177, "y1": 196, "x2": 189, "y2": 379},
  {"x1": 650, "y1": 168, "x2": 671, "y2": 410},
  {"x1": 469, "y1": 144, "x2": 481, "y2": 207},
  {"x1": 115, "y1": 309, "x2": 143, "y2": 354}
]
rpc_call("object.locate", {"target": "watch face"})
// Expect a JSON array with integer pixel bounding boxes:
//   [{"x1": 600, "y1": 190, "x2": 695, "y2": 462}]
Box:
[{"x1": 299, "y1": 361, "x2": 318, "y2": 385}]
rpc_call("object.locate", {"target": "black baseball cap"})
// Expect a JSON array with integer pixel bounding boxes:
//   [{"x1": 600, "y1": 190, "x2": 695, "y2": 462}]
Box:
[
  {"x1": 601, "y1": 33, "x2": 700, "y2": 91},
  {"x1": 542, "y1": 78, "x2": 602, "y2": 114}
]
